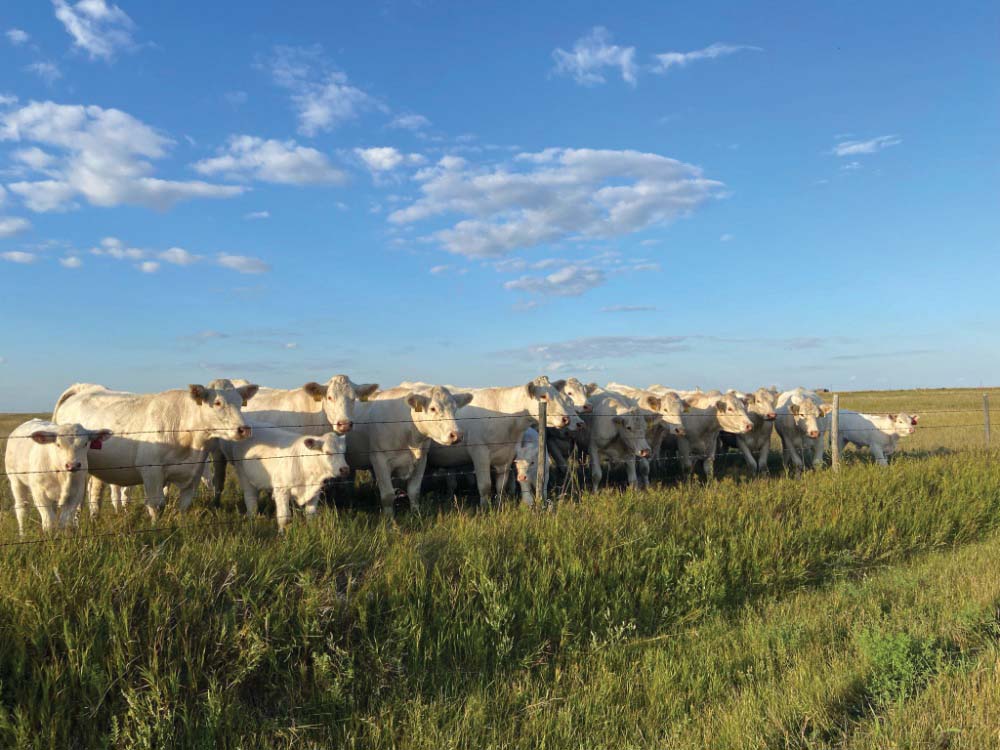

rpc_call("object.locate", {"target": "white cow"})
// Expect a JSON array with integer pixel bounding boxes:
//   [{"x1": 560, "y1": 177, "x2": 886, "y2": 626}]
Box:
[
  {"x1": 545, "y1": 379, "x2": 598, "y2": 482},
  {"x1": 5, "y1": 419, "x2": 112, "y2": 535},
  {"x1": 775, "y1": 388, "x2": 833, "y2": 472},
  {"x1": 218, "y1": 426, "x2": 349, "y2": 529},
  {"x1": 396, "y1": 377, "x2": 584, "y2": 506},
  {"x1": 583, "y1": 389, "x2": 652, "y2": 491},
  {"x1": 52, "y1": 382, "x2": 256, "y2": 519},
  {"x1": 246, "y1": 376, "x2": 379, "y2": 436},
  {"x1": 347, "y1": 386, "x2": 472, "y2": 516},
  {"x1": 513, "y1": 427, "x2": 549, "y2": 506},
  {"x1": 719, "y1": 387, "x2": 779, "y2": 474},
  {"x1": 838, "y1": 411, "x2": 918, "y2": 465},
  {"x1": 606, "y1": 383, "x2": 687, "y2": 486},
  {"x1": 657, "y1": 390, "x2": 755, "y2": 478}
]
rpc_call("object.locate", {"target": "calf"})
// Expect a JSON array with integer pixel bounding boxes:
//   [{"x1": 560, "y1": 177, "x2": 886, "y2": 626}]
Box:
[
  {"x1": 583, "y1": 390, "x2": 652, "y2": 491},
  {"x1": 5, "y1": 419, "x2": 112, "y2": 535},
  {"x1": 348, "y1": 386, "x2": 471, "y2": 516},
  {"x1": 219, "y1": 426, "x2": 349, "y2": 529},
  {"x1": 513, "y1": 427, "x2": 549, "y2": 506},
  {"x1": 719, "y1": 387, "x2": 778, "y2": 474},
  {"x1": 775, "y1": 388, "x2": 833, "y2": 472},
  {"x1": 838, "y1": 411, "x2": 918, "y2": 465},
  {"x1": 53, "y1": 382, "x2": 256, "y2": 519}
]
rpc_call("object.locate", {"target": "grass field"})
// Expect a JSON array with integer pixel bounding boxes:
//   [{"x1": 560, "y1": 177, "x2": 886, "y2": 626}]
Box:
[{"x1": 1, "y1": 388, "x2": 999, "y2": 749}]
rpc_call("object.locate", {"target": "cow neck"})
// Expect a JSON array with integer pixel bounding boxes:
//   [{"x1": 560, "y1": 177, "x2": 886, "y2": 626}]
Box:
[{"x1": 175, "y1": 398, "x2": 212, "y2": 452}]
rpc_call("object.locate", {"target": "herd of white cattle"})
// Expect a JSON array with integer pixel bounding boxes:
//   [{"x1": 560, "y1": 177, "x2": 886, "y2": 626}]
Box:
[{"x1": 4, "y1": 376, "x2": 920, "y2": 535}]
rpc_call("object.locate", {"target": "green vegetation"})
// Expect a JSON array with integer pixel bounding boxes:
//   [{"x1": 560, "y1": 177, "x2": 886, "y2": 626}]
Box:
[{"x1": 0, "y1": 390, "x2": 999, "y2": 748}]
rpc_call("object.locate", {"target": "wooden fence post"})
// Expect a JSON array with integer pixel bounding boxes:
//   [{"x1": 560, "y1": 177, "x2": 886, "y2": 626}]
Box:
[
  {"x1": 831, "y1": 394, "x2": 841, "y2": 472},
  {"x1": 985, "y1": 394, "x2": 991, "y2": 448},
  {"x1": 536, "y1": 400, "x2": 547, "y2": 507}
]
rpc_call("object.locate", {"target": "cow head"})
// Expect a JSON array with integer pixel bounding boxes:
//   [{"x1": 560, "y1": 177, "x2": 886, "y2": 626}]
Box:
[
  {"x1": 612, "y1": 408, "x2": 652, "y2": 458},
  {"x1": 745, "y1": 387, "x2": 778, "y2": 421},
  {"x1": 405, "y1": 386, "x2": 472, "y2": 446},
  {"x1": 555, "y1": 377, "x2": 594, "y2": 414},
  {"x1": 787, "y1": 398, "x2": 833, "y2": 439},
  {"x1": 888, "y1": 413, "x2": 918, "y2": 436},
  {"x1": 303, "y1": 375, "x2": 379, "y2": 435},
  {"x1": 188, "y1": 384, "x2": 254, "y2": 440},
  {"x1": 514, "y1": 429, "x2": 540, "y2": 483},
  {"x1": 31, "y1": 423, "x2": 113, "y2": 474},
  {"x1": 527, "y1": 376, "x2": 585, "y2": 431},
  {"x1": 650, "y1": 390, "x2": 687, "y2": 436},
  {"x1": 299, "y1": 432, "x2": 351, "y2": 481}
]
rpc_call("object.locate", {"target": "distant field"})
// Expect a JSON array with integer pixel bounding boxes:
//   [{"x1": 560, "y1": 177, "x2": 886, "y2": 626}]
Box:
[{"x1": 1, "y1": 389, "x2": 999, "y2": 748}]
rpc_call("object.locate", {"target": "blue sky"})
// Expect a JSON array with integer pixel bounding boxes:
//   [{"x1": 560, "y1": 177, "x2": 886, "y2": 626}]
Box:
[{"x1": 1, "y1": 0, "x2": 998, "y2": 410}]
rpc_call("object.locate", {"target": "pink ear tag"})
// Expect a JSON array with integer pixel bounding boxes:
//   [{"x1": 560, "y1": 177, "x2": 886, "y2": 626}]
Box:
[{"x1": 90, "y1": 439, "x2": 104, "y2": 450}]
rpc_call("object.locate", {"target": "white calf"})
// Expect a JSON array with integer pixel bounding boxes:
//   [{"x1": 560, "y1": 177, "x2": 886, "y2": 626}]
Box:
[{"x1": 838, "y1": 411, "x2": 918, "y2": 465}]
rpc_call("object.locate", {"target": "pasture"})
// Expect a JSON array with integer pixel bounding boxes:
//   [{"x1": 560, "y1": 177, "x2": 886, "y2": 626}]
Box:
[{"x1": 1, "y1": 387, "x2": 999, "y2": 749}]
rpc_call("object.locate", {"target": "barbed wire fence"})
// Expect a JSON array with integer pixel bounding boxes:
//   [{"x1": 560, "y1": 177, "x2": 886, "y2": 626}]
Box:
[{"x1": 0, "y1": 393, "x2": 996, "y2": 549}]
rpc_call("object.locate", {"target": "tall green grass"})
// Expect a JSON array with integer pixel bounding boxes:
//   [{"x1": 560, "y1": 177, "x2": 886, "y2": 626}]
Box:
[{"x1": 0, "y1": 452, "x2": 999, "y2": 748}]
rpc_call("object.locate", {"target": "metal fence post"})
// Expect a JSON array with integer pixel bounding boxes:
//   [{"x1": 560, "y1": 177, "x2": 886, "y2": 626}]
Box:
[
  {"x1": 536, "y1": 401, "x2": 547, "y2": 507},
  {"x1": 831, "y1": 394, "x2": 841, "y2": 472},
  {"x1": 985, "y1": 394, "x2": 991, "y2": 448}
]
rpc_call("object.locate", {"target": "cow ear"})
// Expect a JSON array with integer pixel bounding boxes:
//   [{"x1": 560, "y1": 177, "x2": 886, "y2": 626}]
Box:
[
  {"x1": 715, "y1": 400, "x2": 727, "y2": 412},
  {"x1": 87, "y1": 429, "x2": 113, "y2": 446},
  {"x1": 525, "y1": 382, "x2": 538, "y2": 399},
  {"x1": 820, "y1": 404, "x2": 834, "y2": 415},
  {"x1": 682, "y1": 403, "x2": 690, "y2": 413},
  {"x1": 355, "y1": 383, "x2": 379, "y2": 402},
  {"x1": 30, "y1": 430, "x2": 57, "y2": 445},
  {"x1": 744, "y1": 393, "x2": 755, "y2": 404},
  {"x1": 406, "y1": 393, "x2": 429, "y2": 413},
  {"x1": 789, "y1": 404, "x2": 800, "y2": 416},
  {"x1": 645, "y1": 395, "x2": 662, "y2": 412},
  {"x1": 585, "y1": 382, "x2": 599, "y2": 395},
  {"x1": 911, "y1": 415, "x2": 919, "y2": 425},
  {"x1": 236, "y1": 384, "x2": 259, "y2": 406},
  {"x1": 302, "y1": 382, "x2": 326, "y2": 401},
  {"x1": 888, "y1": 413, "x2": 897, "y2": 421},
  {"x1": 189, "y1": 384, "x2": 209, "y2": 405},
  {"x1": 303, "y1": 437, "x2": 321, "y2": 450},
  {"x1": 551, "y1": 379, "x2": 567, "y2": 391},
  {"x1": 453, "y1": 393, "x2": 474, "y2": 409}
]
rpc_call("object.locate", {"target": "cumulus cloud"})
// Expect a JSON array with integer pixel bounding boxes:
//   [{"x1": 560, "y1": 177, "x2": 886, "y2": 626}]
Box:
[
  {"x1": 25, "y1": 62, "x2": 63, "y2": 85},
  {"x1": 138, "y1": 260, "x2": 159, "y2": 273},
  {"x1": 159, "y1": 246, "x2": 199, "y2": 265},
  {"x1": 504, "y1": 264, "x2": 606, "y2": 297},
  {"x1": 354, "y1": 146, "x2": 425, "y2": 173},
  {"x1": 390, "y1": 148, "x2": 724, "y2": 258},
  {"x1": 0, "y1": 94, "x2": 18, "y2": 107},
  {"x1": 552, "y1": 27, "x2": 637, "y2": 86},
  {"x1": 388, "y1": 113, "x2": 430, "y2": 130},
  {"x1": 193, "y1": 135, "x2": 346, "y2": 185},
  {"x1": 6, "y1": 29, "x2": 29, "y2": 45},
  {"x1": 59, "y1": 255, "x2": 82, "y2": 268},
  {"x1": 217, "y1": 253, "x2": 270, "y2": 274},
  {"x1": 12, "y1": 146, "x2": 58, "y2": 171},
  {"x1": 267, "y1": 46, "x2": 382, "y2": 136},
  {"x1": 52, "y1": 0, "x2": 135, "y2": 60},
  {"x1": 1, "y1": 251, "x2": 36, "y2": 264},
  {"x1": 1, "y1": 100, "x2": 243, "y2": 212},
  {"x1": 651, "y1": 43, "x2": 761, "y2": 73},
  {"x1": 0, "y1": 217, "x2": 31, "y2": 238},
  {"x1": 832, "y1": 135, "x2": 901, "y2": 157}
]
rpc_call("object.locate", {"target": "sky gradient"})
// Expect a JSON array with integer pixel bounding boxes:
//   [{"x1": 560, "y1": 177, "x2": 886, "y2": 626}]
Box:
[{"x1": 1, "y1": 0, "x2": 998, "y2": 410}]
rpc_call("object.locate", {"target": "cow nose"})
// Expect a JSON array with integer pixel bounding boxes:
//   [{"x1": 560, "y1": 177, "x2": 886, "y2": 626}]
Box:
[
  {"x1": 766, "y1": 412, "x2": 776, "y2": 420},
  {"x1": 581, "y1": 404, "x2": 593, "y2": 414},
  {"x1": 339, "y1": 465, "x2": 351, "y2": 478},
  {"x1": 675, "y1": 427, "x2": 686, "y2": 437},
  {"x1": 236, "y1": 425, "x2": 252, "y2": 439},
  {"x1": 334, "y1": 420, "x2": 353, "y2": 434},
  {"x1": 65, "y1": 461, "x2": 82, "y2": 472},
  {"x1": 808, "y1": 430, "x2": 819, "y2": 438},
  {"x1": 448, "y1": 431, "x2": 463, "y2": 444},
  {"x1": 518, "y1": 474, "x2": 528, "y2": 481},
  {"x1": 560, "y1": 416, "x2": 570, "y2": 427},
  {"x1": 639, "y1": 448, "x2": 651, "y2": 458},
  {"x1": 744, "y1": 423, "x2": 754, "y2": 432}
]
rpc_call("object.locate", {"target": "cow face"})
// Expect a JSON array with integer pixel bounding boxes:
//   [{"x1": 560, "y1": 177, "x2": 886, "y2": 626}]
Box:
[
  {"x1": 406, "y1": 386, "x2": 472, "y2": 446},
  {"x1": 637, "y1": 392, "x2": 686, "y2": 436},
  {"x1": 612, "y1": 410, "x2": 652, "y2": 458},
  {"x1": 888, "y1": 413, "x2": 918, "y2": 436},
  {"x1": 300, "y1": 432, "x2": 351, "y2": 480},
  {"x1": 514, "y1": 431, "x2": 539, "y2": 483},
  {"x1": 31, "y1": 423, "x2": 112, "y2": 474},
  {"x1": 555, "y1": 377, "x2": 594, "y2": 414},
  {"x1": 304, "y1": 375, "x2": 379, "y2": 435},
  {"x1": 527, "y1": 376, "x2": 586, "y2": 431},
  {"x1": 189, "y1": 384, "x2": 253, "y2": 440},
  {"x1": 788, "y1": 399, "x2": 833, "y2": 439},
  {"x1": 714, "y1": 392, "x2": 755, "y2": 434},
  {"x1": 746, "y1": 388, "x2": 778, "y2": 421}
]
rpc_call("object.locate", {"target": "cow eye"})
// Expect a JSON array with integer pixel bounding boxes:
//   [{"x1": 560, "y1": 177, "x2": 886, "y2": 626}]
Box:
[{"x1": 430, "y1": 406, "x2": 437, "y2": 413}]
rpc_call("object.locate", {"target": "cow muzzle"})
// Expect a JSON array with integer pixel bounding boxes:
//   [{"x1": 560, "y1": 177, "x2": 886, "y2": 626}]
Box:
[
  {"x1": 517, "y1": 474, "x2": 528, "y2": 482},
  {"x1": 236, "y1": 425, "x2": 252, "y2": 440},
  {"x1": 580, "y1": 404, "x2": 593, "y2": 414},
  {"x1": 765, "y1": 413, "x2": 776, "y2": 421},
  {"x1": 744, "y1": 423, "x2": 754, "y2": 433},
  {"x1": 559, "y1": 416, "x2": 570, "y2": 427},
  {"x1": 638, "y1": 448, "x2": 651, "y2": 458},
  {"x1": 674, "y1": 427, "x2": 686, "y2": 437},
  {"x1": 339, "y1": 465, "x2": 351, "y2": 478},
  {"x1": 334, "y1": 420, "x2": 353, "y2": 434},
  {"x1": 808, "y1": 430, "x2": 819, "y2": 439},
  {"x1": 65, "y1": 461, "x2": 83, "y2": 472},
  {"x1": 447, "y1": 430, "x2": 463, "y2": 445}
]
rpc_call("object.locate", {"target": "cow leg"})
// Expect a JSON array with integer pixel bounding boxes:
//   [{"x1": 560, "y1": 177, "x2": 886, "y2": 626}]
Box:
[
  {"x1": 88, "y1": 477, "x2": 106, "y2": 517},
  {"x1": 370, "y1": 455, "x2": 398, "y2": 517},
  {"x1": 756, "y1": 441, "x2": 771, "y2": 474},
  {"x1": 11, "y1": 480, "x2": 31, "y2": 536},
  {"x1": 810, "y1": 436, "x2": 825, "y2": 470},
  {"x1": 211, "y1": 452, "x2": 227, "y2": 506},
  {"x1": 140, "y1": 470, "x2": 167, "y2": 520},
  {"x1": 495, "y1": 463, "x2": 513, "y2": 504},
  {"x1": 302, "y1": 495, "x2": 320, "y2": 521},
  {"x1": 237, "y1": 471, "x2": 259, "y2": 519},
  {"x1": 636, "y1": 458, "x2": 650, "y2": 488},
  {"x1": 405, "y1": 452, "x2": 430, "y2": 513},
  {"x1": 176, "y1": 474, "x2": 202, "y2": 513},
  {"x1": 589, "y1": 446, "x2": 603, "y2": 491},
  {"x1": 624, "y1": 458, "x2": 639, "y2": 488},
  {"x1": 467, "y1": 447, "x2": 494, "y2": 508},
  {"x1": 677, "y1": 437, "x2": 694, "y2": 477},
  {"x1": 736, "y1": 437, "x2": 757, "y2": 472},
  {"x1": 274, "y1": 488, "x2": 293, "y2": 531},
  {"x1": 870, "y1": 444, "x2": 889, "y2": 466}
]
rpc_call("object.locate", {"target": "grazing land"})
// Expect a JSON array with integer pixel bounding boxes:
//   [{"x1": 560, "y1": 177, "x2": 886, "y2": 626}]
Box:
[{"x1": 1, "y1": 388, "x2": 999, "y2": 749}]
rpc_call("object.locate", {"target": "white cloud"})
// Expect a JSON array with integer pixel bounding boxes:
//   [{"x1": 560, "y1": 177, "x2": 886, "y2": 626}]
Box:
[
  {"x1": 6, "y1": 28, "x2": 29, "y2": 45},
  {"x1": 354, "y1": 146, "x2": 425, "y2": 173},
  {"x1": 1, "y1": 100, "x2": 243, "y2": 212},
  {"x1": 552, "y1": 27, "x2": 637, "y2": 86},
  {"x1": 138, "y1": 260, "x2": 159, "y2": 273},
  {"x1": 52, "y1": 0, "x2": 135, "y2": 60},
  {"x1": 388, "y1": 113, "x2": 430, "y2": 130},
  {"x1": 244, "y1": 210, "x2": 270, "y2": 220},
  {"x1": 1, "y1": 251, "x2": 36, "y2": 264},
  {"x1": 91, "y1": 236, "x2": 145, "y2": 259},
  {"x1": 268, "y1": 46, "x2": 381, "y2": 136},
  {"x1": 217, "y1": 253, "x2": 270, "y2": 274},
  {"x1": 193, "y1": 135, "x2": 346, "y2": 185},
  {"x1": 600, "y1": 305, "x2": 657, "y2": 313},
  {"x1": 503, "y1": 335, "x2": 690, "y2": 362},
  {"x1": 390, "y1": 148, "x2": 724, "y2": 258},
  {"x1": 0, "y1": 217, "x2": 31, "y2": 237},
  {"x1": 26, "y1": 62, "x2": 63, "y2": 85},
  {"x1": 429, "y1": 264, "x2": 451, "y2": 275},
  {"x1": 504, "y1": 264, "x2": 606, "y2": 297},
  {"x1": 224, "y1": 90, "x2": 248, "y2": 106},
  {"x1": 59, "y1": 255, "x2": 82, "y2": 268},
  {"x1": 0, "y1": 94, "x2": 18, "y2": 107},
  {"x1": 720, "y1": 233, "x2": 734, "y2": 242},
  {"x1": 0, "y1": 186, "x2": 5, "y2": 205},
  {"x1": 652, "y1": 43, "x2": 761, "y2": 73},
  {"x1": 832, "y1": 135, "x2": 901, "y2": 157},
  {"x1": 159, "y1": 246, "x2": 199, "y2": 265},
  {"x1": 841, "y1": 161, "x2": 862, "y2": 171},
  {"x1": 12, "y1": 146, "x2": 57, "y2": 171}
]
